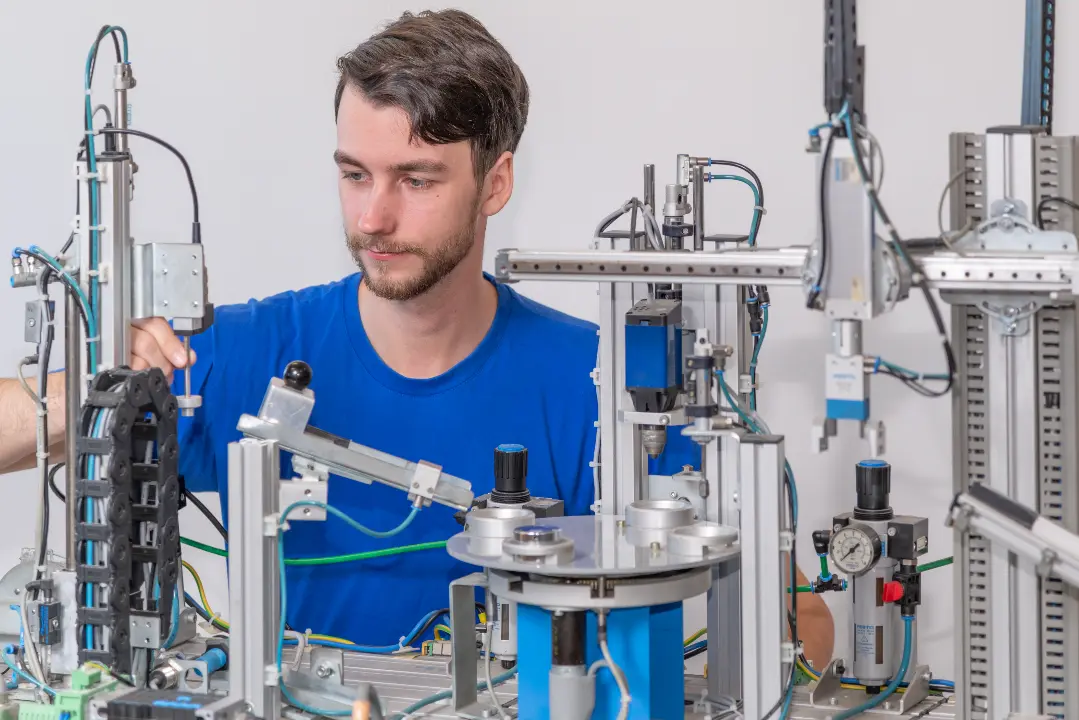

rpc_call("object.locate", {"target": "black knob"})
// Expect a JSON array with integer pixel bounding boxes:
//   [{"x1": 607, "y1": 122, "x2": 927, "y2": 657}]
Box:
[
  {"x1": 855, "y1": 459, "x2": 893, "y2": 520},
  {"x1": 283, "y1": 361, "x2": 312, "y2": 391},
  {"x1": 812, "y1": 530, "x2": 831, "y2": 556},
  {"x1": 492, "y1": 444, "x2": 530, "y2": 505}
]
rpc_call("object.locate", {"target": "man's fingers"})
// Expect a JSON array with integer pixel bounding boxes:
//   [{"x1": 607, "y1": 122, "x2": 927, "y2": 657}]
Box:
[
  {"x1": 131, "y1": 326, "x2": 176, "y2": 378},
  {"x1": 132, "y1": 318, "x2": 191, "y2": 368}
]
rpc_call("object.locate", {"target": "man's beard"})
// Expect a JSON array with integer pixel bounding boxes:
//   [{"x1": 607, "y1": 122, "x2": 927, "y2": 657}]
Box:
[{"x1": 346, "y1": 212, "x2": 476, "y2": 302}]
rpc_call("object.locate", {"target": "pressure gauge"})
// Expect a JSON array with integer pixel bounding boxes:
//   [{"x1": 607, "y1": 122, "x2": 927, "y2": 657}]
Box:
[{"x1": 828, "y1": 523, "x2": 882, "y2": 577}]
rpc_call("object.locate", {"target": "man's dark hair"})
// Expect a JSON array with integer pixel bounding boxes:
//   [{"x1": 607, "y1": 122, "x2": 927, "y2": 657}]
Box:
[{"x1": 335, "y1": 9, "x2": 530, "y2": 185}]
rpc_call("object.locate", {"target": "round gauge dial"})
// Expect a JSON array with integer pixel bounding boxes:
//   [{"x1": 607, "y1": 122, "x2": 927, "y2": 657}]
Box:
[{"x1": 828, "y1": 523, "x2": 882, "y2": 576}]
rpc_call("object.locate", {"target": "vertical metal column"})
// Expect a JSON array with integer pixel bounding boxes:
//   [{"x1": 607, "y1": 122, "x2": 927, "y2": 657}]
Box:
[
  {"x1": 227, "y1": 438, "x2": 281, "y2": 720},
  {"x1": 93, "y1": 155, "x2": 134, "y2": 373},
  {"x1": 736, "y1": 434, "x2": 786, "y2": 720},
  {"x1": 64, "y1": 295, "x2": 80, "y2": 569},
  {"x1": 949, "y1": 130, "x2": 1079, "y2": 720}
]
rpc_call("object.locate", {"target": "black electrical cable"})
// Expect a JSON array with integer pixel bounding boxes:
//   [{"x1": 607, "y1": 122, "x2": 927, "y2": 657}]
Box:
[
  {"x1": 408, "y1": 604, "x2": 483, "y2": 643},
  {"x1": 683, "y1": 644, "x2": 708, "y2": 661},
  {"x1": 183, "y1": 488, "x2": 227, "y2": 542},
  {"x1": 184, "y1": 592, "x2": 229, "y2": 632},
  {"x1": 708, "y1": 159, "x2": 765, "y2": 240},
  {"x1": 95, "y1": 127, "x2": 202, "y2": 244},
  {"x1": 876, "y1": 365, "x2": 950, "y2": 399},
  {"x1": 843, "y1": 115, "x2": 956, "y2": 397},
  {"x1": 1036, "y1": 196, "x2": 1079, "y2": 229},
  {"x1": 31, "y1": 267, "x2": 56, "y2": 592},
  {"x1": 807, "y1": 130, "x2": 837, "y2": 309},
  {"x1": 49, "y1": 462, "x2": 66, "y2": 503}
]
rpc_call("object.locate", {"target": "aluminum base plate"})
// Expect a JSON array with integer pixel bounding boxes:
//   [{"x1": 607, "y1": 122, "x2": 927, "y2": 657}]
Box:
[{"x1": 274, "y1": 650, "x2": 956, "y2": 719}]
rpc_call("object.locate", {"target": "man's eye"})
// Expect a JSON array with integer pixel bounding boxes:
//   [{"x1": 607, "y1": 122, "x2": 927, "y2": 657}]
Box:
[
  {"x1": 342, "y1": 171, "x2": 368, "y2": 183},
  {"x1": 407, "y1": 177, "x2": 432, "y2": 190}
]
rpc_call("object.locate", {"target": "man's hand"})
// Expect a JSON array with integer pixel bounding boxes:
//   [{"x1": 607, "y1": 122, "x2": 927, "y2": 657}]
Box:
[
  {"x1": 131, "y1": 318, "x2": 196, "y2": 380},
  {"x1": 0, "y1": 317, "x2": 197, "y2": 474}
]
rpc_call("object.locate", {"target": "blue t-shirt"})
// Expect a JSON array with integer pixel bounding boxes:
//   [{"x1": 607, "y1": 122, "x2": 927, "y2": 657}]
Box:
[{"x1": 173, "y1": 272, "x2": 697, "y2": 645}]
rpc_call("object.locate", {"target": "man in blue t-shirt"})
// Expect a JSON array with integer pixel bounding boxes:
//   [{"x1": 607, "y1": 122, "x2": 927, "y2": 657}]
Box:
[{"x1": 0, "y1": 8, "x2": 833, "y2": 666}]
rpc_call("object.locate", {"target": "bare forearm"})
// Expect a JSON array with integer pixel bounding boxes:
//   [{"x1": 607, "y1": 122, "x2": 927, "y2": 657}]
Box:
[
  {"x1": 0, "y1": 373, "x2": 67, "y2": 473},
  {"x1": 789, "y1": 567, "x2": 836, "y2": 670}
]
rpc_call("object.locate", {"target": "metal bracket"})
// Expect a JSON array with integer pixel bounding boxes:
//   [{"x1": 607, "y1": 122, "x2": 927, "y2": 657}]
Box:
[
  {"x1": 292, "y1": 456, "x2": 329, "y2": 483},
  {"x1": 173, "y1": 658, "x2": 211, "y2": 694},
  {"x1": 1037, "y1": 548, "x2": 1059, "y2": 578},
  {"x1": 897, "y1": 664, "x2": 931, "y2": 713},
  {"x1": 279, "y1": 478, "x2": 328, "y2": 522},
  {"x1": 310, "y1": 647, "x2": 344, "y2": 685},
  {"x1": 620, "y1": 407, "x2": 687, "y2": 427},
  {"x1": 811, "y1": 417, "x2": 837, "y2": 454},
  {"x1": 282, "y1": 663, "x2": 373, "y2": 717},
  {"x1": 977, "y1": 299, "x2": 1042, "y2": 336},
  {"x1": 861, "y1": 419, "x2": 885, "y2": 458},
  {"x1": 24, "y1": 301, "x2": 46, "y2": 343},
  {"x1": 408, "y1": 460, "x2": 443, "y2": 508},
  {"x1": 809, "y1": 659, "x2": 844, "y2": 707},
  {"x1": 129, "y1": 616, "x2": 163, "y2": 649},
  {"x1": 451, "y1": 573, "x2": 505, "y2": 718}
]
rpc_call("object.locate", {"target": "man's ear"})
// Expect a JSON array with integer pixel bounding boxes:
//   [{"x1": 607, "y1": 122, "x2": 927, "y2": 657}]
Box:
[{"x1": 480, "y1": 151, "x2": 514, "y2": 217}]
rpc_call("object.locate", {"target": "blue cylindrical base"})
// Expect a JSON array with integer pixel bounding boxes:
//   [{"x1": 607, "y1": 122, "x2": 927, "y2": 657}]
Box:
[{"x1": 516, "y1": 603, "x2": 684, "y2": 720}]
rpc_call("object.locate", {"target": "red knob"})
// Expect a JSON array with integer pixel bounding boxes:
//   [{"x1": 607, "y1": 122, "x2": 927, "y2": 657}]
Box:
[{"x1": 882, "y1": 581, "x2": 904, "y2": 604}]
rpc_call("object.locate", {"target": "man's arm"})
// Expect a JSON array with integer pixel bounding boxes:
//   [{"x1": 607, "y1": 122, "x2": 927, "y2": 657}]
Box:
[
  {"x1": 0, "y1": 374, "x2": 66, "y2": 473},
  {"x1": 790, "y1": 566, "x2": 835, "y2": 671},
  {"x1": 0, "y1": 319, "x2": 192, "y2": 475}
]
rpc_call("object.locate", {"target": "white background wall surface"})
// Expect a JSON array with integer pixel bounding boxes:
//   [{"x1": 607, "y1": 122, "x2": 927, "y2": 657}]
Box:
[{"x1": 1, "y1": 0, "x2": 1076, "y2": 683}]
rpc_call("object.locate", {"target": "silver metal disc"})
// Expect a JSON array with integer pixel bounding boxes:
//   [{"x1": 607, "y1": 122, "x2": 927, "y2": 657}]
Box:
[{"x1": 446, "y1": 515, "x2": 738, "y2": 578}]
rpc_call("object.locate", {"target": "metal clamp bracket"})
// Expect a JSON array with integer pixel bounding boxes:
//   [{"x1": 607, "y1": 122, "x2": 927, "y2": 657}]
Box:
[
  {"x1": 977, "y1": 299, "x2": 1043, "y2": 336},
  {"x1": 408, "y1": 460, "x2": 443, "y2": 508}
]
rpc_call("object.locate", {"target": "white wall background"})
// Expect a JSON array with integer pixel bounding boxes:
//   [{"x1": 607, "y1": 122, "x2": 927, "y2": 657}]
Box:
[{"x1": 1, "y1": 0, "x2": 1076, "y2": 684}]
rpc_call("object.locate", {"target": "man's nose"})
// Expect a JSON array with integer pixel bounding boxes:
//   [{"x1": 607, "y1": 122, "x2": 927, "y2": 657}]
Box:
[{"x1": 357, "y1": 185, "x2": 397, "y2": 235}]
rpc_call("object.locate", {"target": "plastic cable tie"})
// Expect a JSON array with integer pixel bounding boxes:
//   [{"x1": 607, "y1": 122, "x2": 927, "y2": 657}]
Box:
[
  {"x1": 872, "y1": 356, "x2": 882, "y2": 374},
  {"x1": 754, "y1": 206, "x2": 767, "y2": 214}
]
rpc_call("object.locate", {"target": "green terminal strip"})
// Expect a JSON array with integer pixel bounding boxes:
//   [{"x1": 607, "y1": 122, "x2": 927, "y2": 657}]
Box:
[{"x1": 11, "y1": 666, "x2": 119, "y2": 720}]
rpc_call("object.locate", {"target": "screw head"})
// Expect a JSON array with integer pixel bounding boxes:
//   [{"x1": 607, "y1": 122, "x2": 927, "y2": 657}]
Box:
[
  {"x1": 888, "y1": 527, "x2": 897, "y2": 537},
  {"x1": 830, "y1": 698, "x2": 838, "y2": 706},
  {"x1": 650, "y1": 541, "x2": 661, "y2": 552}
]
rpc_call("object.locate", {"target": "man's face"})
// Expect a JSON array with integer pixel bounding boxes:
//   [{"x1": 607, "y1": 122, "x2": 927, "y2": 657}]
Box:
[{"x1": 335, "y1": 86, "x2": 482, "y2": 301}]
